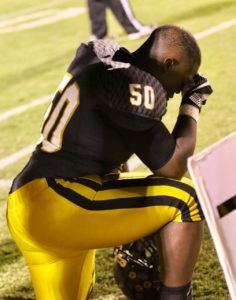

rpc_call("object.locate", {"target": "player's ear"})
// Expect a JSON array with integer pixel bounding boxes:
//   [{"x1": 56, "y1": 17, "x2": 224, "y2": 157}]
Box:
[{"x1": 163, "y1": 58, "x2": 178, "y2": 71}]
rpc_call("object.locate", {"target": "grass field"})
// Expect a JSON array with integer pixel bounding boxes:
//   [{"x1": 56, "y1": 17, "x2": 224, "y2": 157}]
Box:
[{"x1": 0, "y1": 0, "x2": 236, "y2": 299}]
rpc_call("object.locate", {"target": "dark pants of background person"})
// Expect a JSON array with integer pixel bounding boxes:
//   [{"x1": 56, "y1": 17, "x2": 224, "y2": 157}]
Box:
[{"x1": 87, "y1": 0, "x2": 145, "y2": 38}]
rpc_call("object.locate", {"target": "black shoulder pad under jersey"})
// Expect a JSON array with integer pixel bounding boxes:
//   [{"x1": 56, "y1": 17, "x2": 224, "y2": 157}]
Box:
[
  {"x1": 67, "y1": 43, "x2": 100, "y2": 77},
  {"x1": 99, "y1": 64, "x2": 168, "y2": 121}
]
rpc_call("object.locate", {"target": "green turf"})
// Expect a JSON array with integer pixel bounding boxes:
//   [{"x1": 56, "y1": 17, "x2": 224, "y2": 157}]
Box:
[{"x1": 0, "y1": 0, "x2": 236, "y2": 298}]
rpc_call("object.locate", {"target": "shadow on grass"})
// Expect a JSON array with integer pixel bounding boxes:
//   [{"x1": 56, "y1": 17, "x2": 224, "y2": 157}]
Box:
[
  {"x1": 0, "y1": 239, "x2": 35, "y2": 299},
  {"x1": 0, "y1": 283, "x2": 35, "y2": 300},
  {"x1": 0, "y1": 239, "x2": 21, "y2": 268},
  {"x1": 163, "y1": 1, "x2": 236, "y2": 24},
  {"x1": 0, "y1": 297, "x2": 35, "y2": 300}
]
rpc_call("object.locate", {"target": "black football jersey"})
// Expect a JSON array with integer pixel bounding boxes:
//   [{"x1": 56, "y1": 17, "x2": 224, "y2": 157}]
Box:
[{"x1": 17, "y1": 40, "x2": 175, "y2": 182}]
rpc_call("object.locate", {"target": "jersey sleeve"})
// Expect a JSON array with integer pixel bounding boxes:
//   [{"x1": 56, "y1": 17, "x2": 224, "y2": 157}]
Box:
[
  {"x1": 97, "y1": 64, "x2": 168, "y2": 131},
  {"x1": 92, "y1": 49, "x2": 174, "y2": 169}
]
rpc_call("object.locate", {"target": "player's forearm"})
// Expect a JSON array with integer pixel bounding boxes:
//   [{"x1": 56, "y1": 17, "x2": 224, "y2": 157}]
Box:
[
  {"x1": 172, "y1": 114, "x2": 197, "y2": 170},
  {"x1": 154, "y1": 115, "x2": 197, "y2": 179}
]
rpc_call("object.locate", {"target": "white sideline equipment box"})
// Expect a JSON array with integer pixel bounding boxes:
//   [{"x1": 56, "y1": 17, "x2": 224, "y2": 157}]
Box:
[{"x1": 188, "y1": 131, "x2": 236, "y2": 299}]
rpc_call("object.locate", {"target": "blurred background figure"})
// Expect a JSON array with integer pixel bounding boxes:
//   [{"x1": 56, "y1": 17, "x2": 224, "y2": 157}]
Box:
[{"x1": 87, "y1": 0, "x2": 155, "y2": 40}]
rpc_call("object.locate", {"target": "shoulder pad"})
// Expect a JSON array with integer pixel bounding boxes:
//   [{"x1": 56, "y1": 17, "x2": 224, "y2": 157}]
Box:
[
  {"x1": 90, "y1": 39, "x2": 130, "y2": 70},
  {"x1": 67, "y1": 43, "x2": 100, "y2": 77}
]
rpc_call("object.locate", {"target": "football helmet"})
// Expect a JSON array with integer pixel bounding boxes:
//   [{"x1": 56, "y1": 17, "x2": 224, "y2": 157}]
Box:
[{"x1": 113, "y1": 235, "x2": 160, "y2": 299}]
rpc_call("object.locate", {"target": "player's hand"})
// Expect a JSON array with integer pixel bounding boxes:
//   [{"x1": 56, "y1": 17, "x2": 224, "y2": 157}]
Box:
[{"x1": 181, "y1": 73, "x2": 213, "y2": 111}]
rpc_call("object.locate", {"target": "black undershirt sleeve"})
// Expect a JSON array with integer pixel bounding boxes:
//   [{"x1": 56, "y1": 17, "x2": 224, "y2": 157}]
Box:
[
  {"x1": 121, "y1": 120, "x2": 176, "y2": 170},
  {"x1": 101, "y1": 110, "x2": 176, "y2": 171}
]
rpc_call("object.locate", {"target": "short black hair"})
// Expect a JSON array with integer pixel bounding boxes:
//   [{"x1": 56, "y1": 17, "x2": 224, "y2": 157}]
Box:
[{"x1": 137, "y1": 24, "x2": 201, "y2": 65}]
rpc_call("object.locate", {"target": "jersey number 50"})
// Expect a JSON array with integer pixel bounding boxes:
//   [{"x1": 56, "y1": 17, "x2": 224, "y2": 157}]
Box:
[{"x1": 129, "y1": 84, "x2": 155, "y2": 110}]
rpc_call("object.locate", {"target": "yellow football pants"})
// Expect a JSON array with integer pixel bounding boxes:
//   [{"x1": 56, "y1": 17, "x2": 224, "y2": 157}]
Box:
[{"x1": 7, "y1": 173, "x2": 203, "y2": 300}]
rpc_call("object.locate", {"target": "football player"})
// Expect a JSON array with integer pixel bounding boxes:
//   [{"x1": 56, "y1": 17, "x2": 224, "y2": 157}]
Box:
[{"x1": 7, "y1": 25, "x2": 212, "y2": 300}]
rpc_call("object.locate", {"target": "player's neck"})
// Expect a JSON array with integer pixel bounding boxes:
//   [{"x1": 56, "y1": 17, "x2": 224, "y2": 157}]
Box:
[{"x1": 132, "y1": 53, "x2": 164, "y2": 81}]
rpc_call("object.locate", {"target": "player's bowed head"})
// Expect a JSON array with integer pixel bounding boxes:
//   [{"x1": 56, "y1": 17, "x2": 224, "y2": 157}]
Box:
[{"x1": 132, "y1": 25, "x2": 201, "y2": 99}]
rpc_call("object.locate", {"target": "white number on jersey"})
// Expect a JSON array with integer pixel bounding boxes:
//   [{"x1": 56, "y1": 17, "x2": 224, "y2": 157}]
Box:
[
  {"x1": 129, "y1": 84, "x2": 155, "y2": 110},
  {"x1": 39, "y1": 80, "x2": 80, "y2": 153}
]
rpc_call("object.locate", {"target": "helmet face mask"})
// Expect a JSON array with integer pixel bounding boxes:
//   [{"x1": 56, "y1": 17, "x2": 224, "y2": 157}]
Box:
[{"x1": 113, "y1": 235, "x2": 161, "y2": 300}]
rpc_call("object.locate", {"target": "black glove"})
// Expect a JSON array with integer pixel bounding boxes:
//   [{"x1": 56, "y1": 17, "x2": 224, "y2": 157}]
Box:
[{"x1": 181, "y1": 73, "x2": 213, "y2": 111}]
